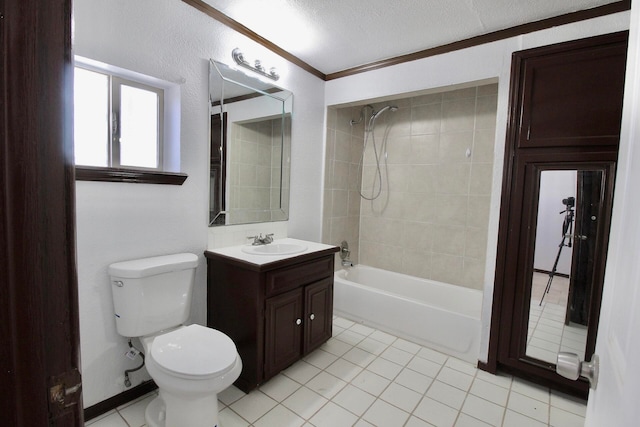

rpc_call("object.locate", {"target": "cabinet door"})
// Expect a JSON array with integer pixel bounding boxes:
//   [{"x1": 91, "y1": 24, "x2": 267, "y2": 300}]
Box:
[
  {"x1": 264, "y1": 288, "x2": 303, "y2": 378},
  {"x1": 517, "y1": 33, "x2": 626, "y2": 149},
  {"x1": 304, "y1": 278, "x2": 334, "y2": 354}
]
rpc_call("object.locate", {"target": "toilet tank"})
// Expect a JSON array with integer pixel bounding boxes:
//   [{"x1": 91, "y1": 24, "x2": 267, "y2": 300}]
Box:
[{"x1": 108, "y1": 253, "x2": 199, "y2": 337}]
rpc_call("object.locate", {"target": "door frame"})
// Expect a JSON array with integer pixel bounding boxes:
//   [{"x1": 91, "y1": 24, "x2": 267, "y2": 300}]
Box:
[
  {"x1": 483, "y1": 31, "x2": 627, "y2": 398},
  {"x1": 0, "y1": 0, "x2": 82, "y2": 425}
]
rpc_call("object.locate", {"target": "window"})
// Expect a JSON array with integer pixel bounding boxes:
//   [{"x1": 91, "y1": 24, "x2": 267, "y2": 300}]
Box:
[
  {"x1": 74, "y1": 66, "x2": 164, "y2": 170},
  {"x1": 73, "y1": 57, "x2": 185, "y2": 185}
]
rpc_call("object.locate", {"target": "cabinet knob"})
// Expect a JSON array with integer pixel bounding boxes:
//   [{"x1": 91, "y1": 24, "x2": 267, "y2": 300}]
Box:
[
  {"x1": 296, "y1": 318, "x2": 302, "y2": 325},
  {"x1": 309, "y1": 314, "x2": 315, "y2": 320}
]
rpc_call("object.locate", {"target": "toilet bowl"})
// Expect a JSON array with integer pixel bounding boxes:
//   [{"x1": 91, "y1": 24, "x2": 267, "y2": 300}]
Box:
[
  {"x1": 141, "y1": 324, "x2": 242, "y2": 427},
  {"x1": 108, "y1": 253, "x2": 242, "y2": 427}
]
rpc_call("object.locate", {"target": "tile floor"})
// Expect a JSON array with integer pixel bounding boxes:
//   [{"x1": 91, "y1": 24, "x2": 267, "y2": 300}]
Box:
[
  {"x1": 528, "y1": 273, "x2": 588, "y2": 364},
  {"x1": 86, "y1": 316, "x2": 587, "y2": 427}
]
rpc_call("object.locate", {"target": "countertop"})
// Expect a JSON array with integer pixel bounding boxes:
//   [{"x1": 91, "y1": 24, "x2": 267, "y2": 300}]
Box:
[{"x1": 205, "y1": 238, "x2": 339, "y2": 267}]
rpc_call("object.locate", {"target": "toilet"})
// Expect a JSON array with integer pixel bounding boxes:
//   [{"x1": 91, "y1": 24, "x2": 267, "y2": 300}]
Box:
[{"x1": 108, "y1": 253, "x2": 242, "y2": 427}]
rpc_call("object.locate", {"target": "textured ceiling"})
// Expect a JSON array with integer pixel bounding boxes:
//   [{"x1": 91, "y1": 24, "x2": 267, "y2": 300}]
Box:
[{"x1": 201, "y1": 0, "x2": 621, "y2": 75}]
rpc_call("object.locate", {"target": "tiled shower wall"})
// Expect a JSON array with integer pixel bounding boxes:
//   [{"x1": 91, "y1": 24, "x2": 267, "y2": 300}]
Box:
[
  {"x1": 323, "y1": 83, "x2": 497, "y2": 290},
  {"x1": 228, "y1": 117, "x2": 290, "y2": 224},
  {"x1": 323, "y1": 106, "x2": 366, "y2": 264}
]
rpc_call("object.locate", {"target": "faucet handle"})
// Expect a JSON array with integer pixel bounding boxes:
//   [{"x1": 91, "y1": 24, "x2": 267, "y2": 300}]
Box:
[{"x1": 247, "y1": 235, "x2": 259, "y2": 245}]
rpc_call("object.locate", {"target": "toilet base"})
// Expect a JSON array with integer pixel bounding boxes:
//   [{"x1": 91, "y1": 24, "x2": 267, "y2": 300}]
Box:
[
  {"x1": 145, "y1": 392, "x2": 220, "y2": 427},
  {"x1": 145, "y1": 397, "x2": 164, "y2": 427}
]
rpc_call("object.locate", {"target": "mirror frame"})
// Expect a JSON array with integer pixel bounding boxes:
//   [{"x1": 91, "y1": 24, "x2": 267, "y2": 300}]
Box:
[
  {"x1": 208, "y1": 59, "x2": 292, "y2": 226},
  {"x1": 492, "y1": 151, "x2": 616, "y2": 396},
  {"x1": 520, "y1": 163, "x2": 613, "y2": 366},
  {"x1": 524, "y1": 168, "x2": 603, "y2": 365}
]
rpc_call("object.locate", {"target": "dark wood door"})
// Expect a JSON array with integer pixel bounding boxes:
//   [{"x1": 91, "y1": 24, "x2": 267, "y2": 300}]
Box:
[
  {"x1": 303, "y1": 278, "x2": 334, "y2": 354},
  {"x1": 566, "y1": 171, "x2": 603, "y2": 326},
  {"x1": 1, "y1": 0, "x2": 83, "y2": 425},
  {"x1": 264, "y1": 289, "x2": 303, "y2": 378},
  {"x1": 488, "y1": 31, "x2": 625, "y2": 398}
]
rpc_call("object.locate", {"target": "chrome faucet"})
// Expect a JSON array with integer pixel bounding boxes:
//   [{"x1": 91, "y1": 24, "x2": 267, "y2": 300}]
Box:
[
  {"x1": 340, "y1": 240, "x2": 353, "y2": 267},
  {"x1": 341, "y1": 259, "x2": 354, "y2": 267},
  {"x1": 247, "y1": 233, "x2": 274, "y2": 246}
]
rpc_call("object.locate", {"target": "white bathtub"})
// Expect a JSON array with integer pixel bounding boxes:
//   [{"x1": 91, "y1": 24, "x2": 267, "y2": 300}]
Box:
[{"x1": 334, "y1": 265, "x2": 482, "y2": 363}]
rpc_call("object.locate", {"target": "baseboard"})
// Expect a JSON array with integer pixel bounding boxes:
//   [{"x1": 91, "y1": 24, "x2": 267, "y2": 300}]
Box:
[
  {"x1": 477, "y1": 360, "x2": 496, "y2": 374},
  {"x1": 84, "y1": 380, "x2": 157, "y2": 421}
]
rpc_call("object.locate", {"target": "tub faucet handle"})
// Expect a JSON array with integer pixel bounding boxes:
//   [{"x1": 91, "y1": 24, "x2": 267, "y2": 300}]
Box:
[
  {"x1": 340, "y1": 241, "x2": 352, "y2": 267},
  {"x1": 340, "y1": 240, "x2": 351, "y2": 259}
]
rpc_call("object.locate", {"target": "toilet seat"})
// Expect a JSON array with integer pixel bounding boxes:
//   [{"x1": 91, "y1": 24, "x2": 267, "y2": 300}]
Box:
[{"x1": 150, "y1": 324, "x2": 238, "y2": 379}]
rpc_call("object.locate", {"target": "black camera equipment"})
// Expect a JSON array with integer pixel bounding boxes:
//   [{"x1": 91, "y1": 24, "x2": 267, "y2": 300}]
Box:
[
  {"x1": 539, "y1": 197, "x2": 575, "y2": 306},
  {"x1": 562, "y1": 197, "x2": 575, "y2": 208}
]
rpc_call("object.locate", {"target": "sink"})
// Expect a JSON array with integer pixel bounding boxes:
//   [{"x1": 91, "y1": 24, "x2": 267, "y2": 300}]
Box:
[{"x1": 241, "y1": 243, "x2": 308, "y2": 256}]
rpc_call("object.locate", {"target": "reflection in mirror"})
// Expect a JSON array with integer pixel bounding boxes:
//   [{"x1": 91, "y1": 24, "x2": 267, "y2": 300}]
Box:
[
  {"x1": 526, "y1": 169, "x2": 604, "y2": 364},
  {"x1": 208, "y1": 60, "x2": 292, "y2": 226}
]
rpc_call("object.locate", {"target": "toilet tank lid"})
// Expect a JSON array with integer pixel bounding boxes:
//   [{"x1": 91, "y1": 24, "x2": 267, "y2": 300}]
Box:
[{"x1": 108, "y1": 253, "x2": 198, "y2": 278}]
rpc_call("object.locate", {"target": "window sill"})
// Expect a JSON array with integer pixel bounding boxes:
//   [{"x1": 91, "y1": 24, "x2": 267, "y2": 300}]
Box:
[{"x1": 75, "y1": 166, "x2": 188, "y2": 185}]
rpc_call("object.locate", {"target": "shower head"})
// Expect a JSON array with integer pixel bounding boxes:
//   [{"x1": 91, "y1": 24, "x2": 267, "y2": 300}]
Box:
[
  {"x1": 368, "y1": 105, "x2": 398, "y2": 130},
  {"x1": 371, "y1": 105, "x2": 398, "y2": 121}
]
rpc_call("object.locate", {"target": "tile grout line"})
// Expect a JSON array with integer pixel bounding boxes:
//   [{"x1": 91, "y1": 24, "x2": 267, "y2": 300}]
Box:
[{"x1": 102, "y1": 316, "x2": 586, "y2": 427}]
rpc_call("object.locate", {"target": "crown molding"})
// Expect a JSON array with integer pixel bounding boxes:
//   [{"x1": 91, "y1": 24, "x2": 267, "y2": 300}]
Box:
[
  {"x1": 181, "y1": 0, "x2": 326, "y2": 80},
  {"x1": 325, "y1": 0, "x2": 631, "y2": 80},
  {"x1": 182, "y1": 0, "x2": 631, "y2": 82}
]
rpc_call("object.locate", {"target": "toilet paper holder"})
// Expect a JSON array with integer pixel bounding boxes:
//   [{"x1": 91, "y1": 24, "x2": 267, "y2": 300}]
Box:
[{"x1": 556, "y1": 352, "x2": 599, "y2": 389}]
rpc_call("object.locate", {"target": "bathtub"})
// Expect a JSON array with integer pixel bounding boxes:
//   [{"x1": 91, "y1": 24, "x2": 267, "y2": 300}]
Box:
[{"x1": 334, "y1": 265, "x2": 482, "y2": 363}]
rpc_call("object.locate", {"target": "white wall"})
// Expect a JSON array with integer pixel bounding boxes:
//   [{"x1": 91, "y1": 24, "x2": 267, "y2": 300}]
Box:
[
  {"x1": 325, "y1": 11, "x2": 630, "y2": 363},
  {"x1": 534, "y1": 171, "x2": 577, "y2": 276},
  {"x1": 73, "y1": 0, "x2": 324, "y2": 407}
]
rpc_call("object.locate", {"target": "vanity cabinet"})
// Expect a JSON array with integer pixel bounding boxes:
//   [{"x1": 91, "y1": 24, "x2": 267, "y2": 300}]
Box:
[
  {"x1": 205, "y1": 246, "x2": 338, "y2": 392},
  {"x1": 264, "y1": 277, "x2": 333, "y2": 378}
]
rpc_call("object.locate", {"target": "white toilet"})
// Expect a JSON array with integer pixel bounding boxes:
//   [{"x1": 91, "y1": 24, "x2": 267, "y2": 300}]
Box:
[{"x1": 108, "y1": 253, "x2": 242, "y2": 427}]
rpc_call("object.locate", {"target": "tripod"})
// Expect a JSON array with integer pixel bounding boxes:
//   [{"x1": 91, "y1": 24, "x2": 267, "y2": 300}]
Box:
[{"x1": 539, "y1": 201, "x2": 575, "y2": 306}]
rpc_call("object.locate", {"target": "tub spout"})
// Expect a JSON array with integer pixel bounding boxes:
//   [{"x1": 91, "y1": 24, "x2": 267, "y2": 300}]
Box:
[{"x1": 339, "y1": 241, "x2": 353, "y2": 267}]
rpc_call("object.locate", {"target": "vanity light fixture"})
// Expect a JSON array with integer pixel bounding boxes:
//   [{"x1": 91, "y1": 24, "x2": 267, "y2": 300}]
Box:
[{"x1": 231, "y1": 48, "x2": 280, "y2": 81}]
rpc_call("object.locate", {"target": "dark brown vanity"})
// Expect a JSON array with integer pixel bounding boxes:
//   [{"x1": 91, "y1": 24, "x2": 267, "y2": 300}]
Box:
[{"x1": 205, "y1": 241, "x2": 339, "y2": 392}]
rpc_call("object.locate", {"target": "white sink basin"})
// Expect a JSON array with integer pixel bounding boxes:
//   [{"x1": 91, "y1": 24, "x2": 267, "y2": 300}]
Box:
[{"x1": 241, "y1": 243, "x2": 308, "y2": 256}]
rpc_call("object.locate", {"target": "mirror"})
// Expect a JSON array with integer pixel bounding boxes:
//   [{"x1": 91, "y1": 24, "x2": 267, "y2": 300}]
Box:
[
  {"x1": 525, "y1": 168, "x2": 606, "y2": 365},
  {"x1": 208, "y1": 60, "x2": 292, "y2": 226}
]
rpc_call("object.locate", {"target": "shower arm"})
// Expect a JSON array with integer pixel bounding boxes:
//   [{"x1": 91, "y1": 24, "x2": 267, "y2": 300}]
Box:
[{"x1": 350, "y1": 105, "x2": 375, "y2": 128}]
